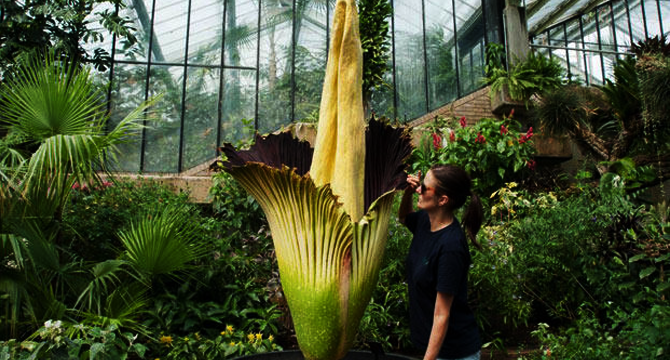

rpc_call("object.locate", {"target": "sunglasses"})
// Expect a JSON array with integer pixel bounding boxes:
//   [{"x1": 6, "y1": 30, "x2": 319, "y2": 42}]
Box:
[{"x1": 420, "y1": 181, "x2": 436, "y2": 194}]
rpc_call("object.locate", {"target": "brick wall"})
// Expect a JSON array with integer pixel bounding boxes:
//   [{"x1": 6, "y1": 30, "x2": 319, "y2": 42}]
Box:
[{"x1": 410, "y1": 86, "x2": 496, "y2": 128}]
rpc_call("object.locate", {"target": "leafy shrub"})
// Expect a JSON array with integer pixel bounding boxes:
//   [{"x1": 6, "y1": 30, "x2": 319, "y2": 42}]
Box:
[
  {"x1": 472, "y1": 177, "x2": 669, "y2": 351},
  {"x1": 61, "y1": 178, "x2": 283, "y2": 348},
  {"x1": 153, "y1": 326, "x2": 282, "y2": 359},
  {"x1": 63, "y1": 179, "x2": 198, "y2": 262},
  {"x1": 531, "y1": 304, "x2": 670, "y2": 359},
  {"x1": 209, "y1": 171, "x2": 266, "y2": 238},
  {"x1": 0, "y1": 321, "x2": 148, "y2": 360},
  {"x1": 410, "y1": 115, "x2": 536, "y2": 197},
  {"x1": 485, "y1": 50, "x2": 566, "y2": 106}
]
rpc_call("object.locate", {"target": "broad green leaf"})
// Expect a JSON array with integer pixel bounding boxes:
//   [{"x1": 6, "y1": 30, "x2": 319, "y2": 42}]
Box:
[
  {"x1": 629, "y1": 253, "x2": 647, "y2": 262},
  {"x1": 639, "y1": 266, "x2": 656, "y2": 279},
  {"x1": 89, "y1": 343, "x2": 105, "y2": 360},
  {"x1": 657, "y1": 282, "x2": 670, "y2": 292},
  {"x1": 655, "y1": 253, "x2": 670, "y2": 263}
]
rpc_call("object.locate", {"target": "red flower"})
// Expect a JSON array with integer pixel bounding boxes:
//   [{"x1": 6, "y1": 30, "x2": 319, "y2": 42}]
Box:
[
  {"x1": 449, "y1": 130, "x2": 455, "y2": 142},
  {"x1": 519, "y1": 127, "x2": 533, "y2": 144},
  {"x1": 500, "y1": 124, "x2": 508, "y2": 135},
  {"x1": 527, "y1": 159, "x2": 537, "y2": 171},
  {"x1": 459, "y1": 116, "x2": 467, "y2": 128},
  {"x1": 475, "y1": 132, "x2": 486, "y2": 144},
  {"x1": 432, "y1": 133, "x2": 442, "y2": 150},
  {"x1": 508, "y1": 108, "x2": 515, "y2": 119}
]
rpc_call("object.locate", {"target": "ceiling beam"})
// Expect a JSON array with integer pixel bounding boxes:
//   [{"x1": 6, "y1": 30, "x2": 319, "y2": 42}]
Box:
[
  {"x1": 527, "y1": 0, "x2": 553, "y2": 19},
  {"x1": 530, "y1": 0, "x2": 605, "y2": 36},
  {"x1": 530, "y1": 0, "x2": 582, "y2": 36}
]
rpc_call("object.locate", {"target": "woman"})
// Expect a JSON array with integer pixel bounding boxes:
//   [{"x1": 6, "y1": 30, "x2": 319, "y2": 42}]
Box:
[{"x1": 398, "y1": 165, "x2": 482, "y2": 360}]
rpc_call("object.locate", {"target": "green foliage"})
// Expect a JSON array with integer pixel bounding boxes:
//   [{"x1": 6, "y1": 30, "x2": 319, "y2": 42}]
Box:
[
  {"x1": 533, "y1": 84, "x2": 611, "y2": 137},
  {"x1": 486, "y1": 50, "x2": 566, "y2": 106},
  {"x1": 359, "y1": 0, "x2": 393, "y2": 104},
  {"x1": 155, "y1": 327, "x2": 282, "y2": 359},
  {"x1": 484, "y1": 43, "x2": 506, "y2": 78},
  {"x1": 531, "y1": 304, "x2": 670, "y2": 359},
  {"x1": 0, "y1": 322, "x2": 148, "y2": 360},
  {"x1": 118, "y1": 204, "x2": 209, "y2": 278},
  {"x1": 472, "y1": 178, "x2": 670, "y2": 352},
  {"x1": 599, "y1": 158, "x2": 657, "y2": 193},
  {"x1": 63, "y1": 180, "x2": 196, "y2": 261},
  {"x1": 0, "y1": 52, "x2": 158, "y2": 339},
  {"x1": 209, "y1": 171, "x2": 266, "y2": 237},
  {"x1": 637, "y1": 52, "x2": 670, "y2": 140},
  {"x1": 472, "y1": 184, "x2": 558, "y2": 337},
  {"x1": 599, "y1": 56, "x2": 641, "y2": 127},
  {"x1": 410, "y1": 115, "x2": 537, "y2": 196},
  {"x1": 0, "y1": 0, "x2": 138, "y2": 77},
  {"x1": 631, "y1": 35, "x2": 670, "y2": 57}
]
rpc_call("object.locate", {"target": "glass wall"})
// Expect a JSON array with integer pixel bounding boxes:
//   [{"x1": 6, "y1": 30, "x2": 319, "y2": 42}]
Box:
[
  {"x1": 530, "y1": 0, "x2": 669, "y2": 86},
  {"x1": 97, "y1": 0, "x2": 498, "y2": 173}
]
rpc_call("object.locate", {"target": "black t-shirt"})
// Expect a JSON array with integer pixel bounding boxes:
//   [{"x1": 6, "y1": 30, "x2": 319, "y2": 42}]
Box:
[{"x1": 405, "y1": 210, "x2": 480, "y2": 358}]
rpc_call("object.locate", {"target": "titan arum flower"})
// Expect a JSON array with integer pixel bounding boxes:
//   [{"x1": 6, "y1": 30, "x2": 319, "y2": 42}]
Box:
[{"x1": 216, "y1": 0, "x2": 412, "y2": 359}]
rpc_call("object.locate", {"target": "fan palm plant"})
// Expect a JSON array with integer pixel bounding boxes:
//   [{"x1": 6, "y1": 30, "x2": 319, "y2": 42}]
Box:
[
  {"x1": 217, "y1": 1, "x2": 413, "y2": 359},
  {"x1": 0, "y1": 51, "x2": 159, "y2": 337}
]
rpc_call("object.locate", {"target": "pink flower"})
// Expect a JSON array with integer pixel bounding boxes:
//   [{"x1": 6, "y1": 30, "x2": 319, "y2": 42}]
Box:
[
  {"x1": 475, "y1": 132, "x2": 486, "y2": 144},
  {"x1": 72, "y1": 182, "x2": 80, "y2": 190},
  {"x1": 519, "y1": 127, "x2": 533, "y2": 144},
  {"x1": 500, "y1": 125, "x2": 508, "y2": 135},
  {"x1": 432, "y1": 133, "x2": 442, "y2": 150},
  {"x1": 459, "y1": 116, "x2": 467, "y2": 128},
  {"x1": 527, "y1": 159, "x2": 537, "y2": 171},
  {"x1": 449, "y1": 130, "x2": 456, "y2": 142}
]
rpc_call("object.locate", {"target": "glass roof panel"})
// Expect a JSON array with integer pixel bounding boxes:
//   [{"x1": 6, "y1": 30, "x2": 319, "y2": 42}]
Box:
[{"x1": 526, "y1": 0, "x2": 610, "y2": 36}]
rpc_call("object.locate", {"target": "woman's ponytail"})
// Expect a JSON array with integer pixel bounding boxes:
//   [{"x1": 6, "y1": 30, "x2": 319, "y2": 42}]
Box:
[{"x1": 462, "y1": 192, "x2": 483, "y2": 250}]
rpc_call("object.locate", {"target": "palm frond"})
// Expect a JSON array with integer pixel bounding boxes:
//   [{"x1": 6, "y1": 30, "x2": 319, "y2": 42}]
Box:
[
  {"x1": 1, "y1": 234, "x2": 27, "y2": 270},
  {"x1": 78, "y1": 282, "x2": 150, "y2": 336},
  {"x1": 0, "y1": 268, "x2": 27, "y2": 337},
  {"x1": 118, "y1": 204, "x2": 208, "y2": 279},
  {"x1": 75, "y1": 260, "x2": 134, "y2": 315},
  {"x1": 0, "y1": 51, "x2": 106, "y2": 140}
]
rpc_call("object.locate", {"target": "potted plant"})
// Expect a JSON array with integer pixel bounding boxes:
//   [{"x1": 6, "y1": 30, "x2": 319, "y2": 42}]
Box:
[
  {"x1": 215, "y1": 1, "x2": 414, "y2": 359},
  {"x1": 485, "y1": 49, "x2": 565, "y2": 115}
]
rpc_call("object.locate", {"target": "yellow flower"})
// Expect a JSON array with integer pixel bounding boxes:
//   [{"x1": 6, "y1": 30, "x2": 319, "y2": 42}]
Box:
[
  {"x1": 220, "y1": 330, "x2": 226, "y2": 336},
  {"x1": 159, "y1": 335, "x2": 173, "y2": 347},
  {"x1": 247, "y1": 333, "x2": 255, "y2": 342},
  {"x1": 268, "y1": 335, "x2": 274, "y2": 342},
  {"x1": 194, "y1": 332, "x2": 201, "y2": 341},
  {"x1": 229, "y1": 341, "x2": 236, "y2": 346},
  {"x1": 226, "y1": 325, "x2": 234, "y2": 333},
  {"x1": 183, "y1": 337, "x2": 189, "y2": 342},
  {"x1": 255, "y1": 333, "x2": 262, "y2": 341}
]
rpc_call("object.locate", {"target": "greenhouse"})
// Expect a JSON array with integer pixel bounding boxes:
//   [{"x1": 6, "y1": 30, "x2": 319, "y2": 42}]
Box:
[{"x1": 1, "y1": 0, "x2": 670, "y2": 359}]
